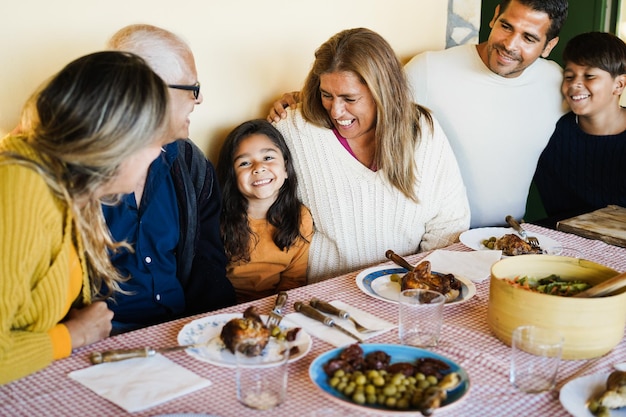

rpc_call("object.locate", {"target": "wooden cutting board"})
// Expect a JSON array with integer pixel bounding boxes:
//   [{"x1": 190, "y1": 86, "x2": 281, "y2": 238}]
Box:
[{"x1": 557, "y1": 205, "x2": 626, "y2": 248}]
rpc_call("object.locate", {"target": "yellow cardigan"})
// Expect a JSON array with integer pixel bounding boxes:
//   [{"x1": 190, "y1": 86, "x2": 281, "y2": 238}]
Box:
[{"x1": 0, "y1": 136, "x2": 91, "y2": 384}]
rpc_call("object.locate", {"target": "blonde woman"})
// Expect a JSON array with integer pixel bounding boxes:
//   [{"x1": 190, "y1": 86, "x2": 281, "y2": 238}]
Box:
[
  {"x1": 0, "y1": 51, "x2": 169, "y2": 383},
  {"x1": 273, "y1": 28, "x2": 470, "y2": 282}
]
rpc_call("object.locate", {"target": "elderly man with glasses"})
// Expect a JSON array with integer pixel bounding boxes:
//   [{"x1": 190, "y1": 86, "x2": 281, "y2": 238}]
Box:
[{"x1": 102, "y1": 24, "x2": 235, "y2": 334}]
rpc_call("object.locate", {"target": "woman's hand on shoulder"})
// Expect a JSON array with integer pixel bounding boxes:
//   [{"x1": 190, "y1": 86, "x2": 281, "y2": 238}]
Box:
[
  {"x1": 266, "y1": 91, "x2": 301, "y2": 123},
  {"x1": 65, "y1": 301, "x2": 114, "y2": 349}
]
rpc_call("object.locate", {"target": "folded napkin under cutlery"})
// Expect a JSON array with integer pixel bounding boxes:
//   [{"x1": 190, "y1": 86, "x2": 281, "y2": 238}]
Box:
[
  {"x1": 286, "y1": 300, "x2": 395, "y2": 347},
  {"x1": 420, "y1": 249, "x2": 502, "y2": 282},
  {"x1": 68, "y1": 353, "x2": 211, "y2": 412}
]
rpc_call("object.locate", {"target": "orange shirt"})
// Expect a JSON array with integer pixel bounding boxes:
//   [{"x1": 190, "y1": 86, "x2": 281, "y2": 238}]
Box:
[{"x1": 227, "y1": 205, "x2": 313, "y2": 303}]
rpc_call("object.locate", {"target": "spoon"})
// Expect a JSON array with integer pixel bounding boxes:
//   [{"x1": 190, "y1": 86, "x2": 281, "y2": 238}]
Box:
[{"x1": 573, "y1": 271, "x2": 626, "y2": 298}]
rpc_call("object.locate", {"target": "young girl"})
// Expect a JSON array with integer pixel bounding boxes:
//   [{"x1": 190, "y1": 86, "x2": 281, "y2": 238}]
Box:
[
  {"x1": 531, "y1": 32, "x2": 626, "y2": 227},
  {"x1": 217, "y1": 119, "x2": 313, "y2": 303}
]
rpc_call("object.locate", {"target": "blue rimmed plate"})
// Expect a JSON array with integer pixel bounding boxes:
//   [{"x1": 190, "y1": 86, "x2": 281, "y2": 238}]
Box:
[
  {"x1": 355, "y1": 265, "x2": 476, "y2": 305},
  {"x1": 309, "y1": 343, "x2": 470, "y2": 415}
]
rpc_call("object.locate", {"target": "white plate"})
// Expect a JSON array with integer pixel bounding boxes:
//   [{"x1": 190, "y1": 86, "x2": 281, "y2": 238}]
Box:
[
  {"x1": 459, "y1": 227, "x2": 561, "y2": 253},
  {"x1": 177, "y1": 313, "x2": 312, "y2": 368},
  {"x1": 560, "y1": 372, "x2": 626, "y2": 417},
  {"x1": 355, "y1": 265, "x2": 476, "y2": 305}
]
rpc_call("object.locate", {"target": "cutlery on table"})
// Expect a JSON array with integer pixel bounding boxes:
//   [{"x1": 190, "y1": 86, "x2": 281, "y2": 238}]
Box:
[
  {"x1": 573, "y1": 271, "x2": 626, "y2": 298},
  {"x1": 293, "y1": 301, "x2": 363, "y2": 343},
  {"x1": 505, "y1": 215, "x2": 541, "y2": 250},
  {"x1": 385, "y1": 249, "x2": 415, "y2": 271},
  {"x1": 89, "y1": 342, "x2": 204, "y2": 364},
  {"x1": 309, "y1": 298, "x2": 376, "y2": 333},
  {"x1": 266, "y1": 291, "x2": 288, "y2": 328}
]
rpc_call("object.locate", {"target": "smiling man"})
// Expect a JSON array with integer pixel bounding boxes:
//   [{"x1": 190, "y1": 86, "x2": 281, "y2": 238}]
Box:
[
  {"x1": 404, "y1": 0, "x2": 569, "y2": 228},
  {"x1": 102, "y1": 24, "x2": 236, "y2": 334}
]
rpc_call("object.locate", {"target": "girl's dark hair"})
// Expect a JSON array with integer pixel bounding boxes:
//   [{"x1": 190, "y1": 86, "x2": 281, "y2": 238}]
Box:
[
  {"x1": 217, "y1": 119, "x2": 306, "y2": 262},
  {"x1": 563, "y1": 32, "x2": 626, "y2": 78}
]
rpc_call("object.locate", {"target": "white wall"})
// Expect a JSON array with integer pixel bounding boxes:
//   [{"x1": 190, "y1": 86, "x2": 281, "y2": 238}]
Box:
[{"x1": 0, "y1": 0, "x2": 448, "y2": 162}]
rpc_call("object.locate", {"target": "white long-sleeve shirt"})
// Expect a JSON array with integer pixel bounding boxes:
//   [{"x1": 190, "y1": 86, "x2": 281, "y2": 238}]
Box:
[
  {"x1": 275, "y1": 108, "x2": 470, "y2": 283},
  {"x1": 405, "y1": 44, "x2": 566, "y2": 228}
]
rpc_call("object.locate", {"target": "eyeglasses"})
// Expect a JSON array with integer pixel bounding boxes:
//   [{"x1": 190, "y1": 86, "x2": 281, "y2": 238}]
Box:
[{"x1": 168, "y1": 82, "x2": 201, "y2": 100}]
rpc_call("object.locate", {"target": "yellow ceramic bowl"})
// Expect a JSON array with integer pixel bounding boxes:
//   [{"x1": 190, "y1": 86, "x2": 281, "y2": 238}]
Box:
[{"x1": 488, "y1": 255, "x2": 626, "y2": 360}]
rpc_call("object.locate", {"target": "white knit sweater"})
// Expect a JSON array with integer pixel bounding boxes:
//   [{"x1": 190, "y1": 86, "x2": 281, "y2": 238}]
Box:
[{"x1": 274, "y1": 108, "x2": 470, "y2": 283}]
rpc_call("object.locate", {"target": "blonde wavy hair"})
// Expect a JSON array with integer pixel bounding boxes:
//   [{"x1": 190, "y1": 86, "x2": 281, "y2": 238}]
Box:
[
  {"x1": 301, "y1": 28, "x2": 433, "y2": 202},
  {"x1": 12, "y1": 51, "x2": 169, "y2": 298}
]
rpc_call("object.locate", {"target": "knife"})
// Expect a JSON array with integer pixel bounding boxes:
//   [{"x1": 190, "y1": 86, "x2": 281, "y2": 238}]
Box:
[
  {"x1": 309, "y1": 298, "x2": 350, "y2": 319},
  {"x1": 293, "y1": 301, "x2": 363, "y2": 343},
  {"x1": 89, "y1": 342, "x2": 203, "y2": 365}
]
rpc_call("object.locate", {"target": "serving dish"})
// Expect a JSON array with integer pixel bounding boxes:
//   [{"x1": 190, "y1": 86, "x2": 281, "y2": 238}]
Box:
[
  {"x1": 309, "y1": 343, "x2": 470, "y2": 415},
  {"x1": 488, "y1": 255, "x2": 626, "y2": 359},
  {"x1": 177, "y1": 313, "x2": 311, "y2": 368},
  {"x1": 355, "y1": 265, "x2": 476, "y2": 305}
]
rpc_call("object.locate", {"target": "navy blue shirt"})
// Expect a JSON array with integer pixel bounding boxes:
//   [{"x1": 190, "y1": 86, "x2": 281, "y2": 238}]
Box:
[
  {"x1": 104, "y1": 142, "x2": 182, "y2": 330},
  {"x1": 533, "y1": 111, "x2": 626, "y2": 227}
]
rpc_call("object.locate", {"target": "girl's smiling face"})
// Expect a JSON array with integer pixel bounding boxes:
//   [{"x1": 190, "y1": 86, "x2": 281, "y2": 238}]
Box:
[
  {"x1": 562, "y1": 62, "x2": 625, "y2": 117},
  {"x1": 233, "y1": 133, "x2": 288, "y2": 209},
  {"x1": 319, "y1": 71, "x2": 377, "y2": 142}
]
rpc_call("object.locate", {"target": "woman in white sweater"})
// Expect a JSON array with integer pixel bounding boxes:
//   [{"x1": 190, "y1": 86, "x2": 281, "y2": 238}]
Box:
[{"x1": 274, "y1": 28, "x2": 470, "y2": 283}]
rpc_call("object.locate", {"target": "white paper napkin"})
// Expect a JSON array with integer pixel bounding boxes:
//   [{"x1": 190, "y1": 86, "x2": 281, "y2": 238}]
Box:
[
  {"x1": 285, "y1": 300, "x2": 395, "y2": 347},
  {"x1": 421, "y1": 249, "x2": 502, "y2": 282},
  {"x1": 68, "y1": 353, "x2": 212, "y2": 413}
]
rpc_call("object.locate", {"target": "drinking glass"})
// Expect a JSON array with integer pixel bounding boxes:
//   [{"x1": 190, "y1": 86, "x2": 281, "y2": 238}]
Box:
[
  {"x1": 398, "y1": 289, "x2": 445, "y2": 347},
  {"x1": 510, "y1": 325, "x2": 563, "y2": 393},
  {"x1": 235, "y1": 341, "x2": 289, "y2": 409}
]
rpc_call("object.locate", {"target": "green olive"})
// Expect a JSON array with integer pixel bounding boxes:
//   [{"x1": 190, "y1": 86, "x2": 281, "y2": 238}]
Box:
[
  {"x1": 326, "y1": 358, "x2": 458, "y2": 412},
  {"x1": 352, "y1": 392, "x2": 366, "y2": 404},
  {"x1": 383, "y1": 385, "x2": 397, "y2": 396}
]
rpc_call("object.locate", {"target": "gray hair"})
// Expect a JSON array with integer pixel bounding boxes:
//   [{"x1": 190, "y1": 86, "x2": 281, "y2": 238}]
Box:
[{"x1": 107, "y1": 24, "x2": 194, "y2": 83}]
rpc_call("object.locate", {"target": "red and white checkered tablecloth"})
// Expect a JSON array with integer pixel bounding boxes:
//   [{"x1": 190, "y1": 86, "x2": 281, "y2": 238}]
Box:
[{"x1": 1, "y1": 224, "x2": 625, "y2": 417}]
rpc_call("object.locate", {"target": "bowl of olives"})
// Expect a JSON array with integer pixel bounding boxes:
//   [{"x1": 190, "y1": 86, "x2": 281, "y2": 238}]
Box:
[{"x1": 308, "y1": 343, "x2": 469, "y2": 415}]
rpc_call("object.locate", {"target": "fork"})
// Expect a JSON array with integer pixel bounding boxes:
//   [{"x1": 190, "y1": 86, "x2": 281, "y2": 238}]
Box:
[
  {"x1": 505, "y1": 215, "x2": 541, "y2": 249},
  {"x1": 266, "y1": 291, "x2": 288, "y2": 328},
  {"x1": 309, "y1": 298, "x2": 376, "y2": 333}
]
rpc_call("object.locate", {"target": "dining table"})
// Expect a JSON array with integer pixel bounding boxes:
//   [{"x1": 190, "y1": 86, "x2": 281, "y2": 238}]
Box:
[{"x1": 2, "y1": 223, "x2": 626, "y2": 417}]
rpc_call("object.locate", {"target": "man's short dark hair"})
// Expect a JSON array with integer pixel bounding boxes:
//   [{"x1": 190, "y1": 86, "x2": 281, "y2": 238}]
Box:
[{"x1": 499, "y1": 0, "x2": 568, "y2": 41}]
